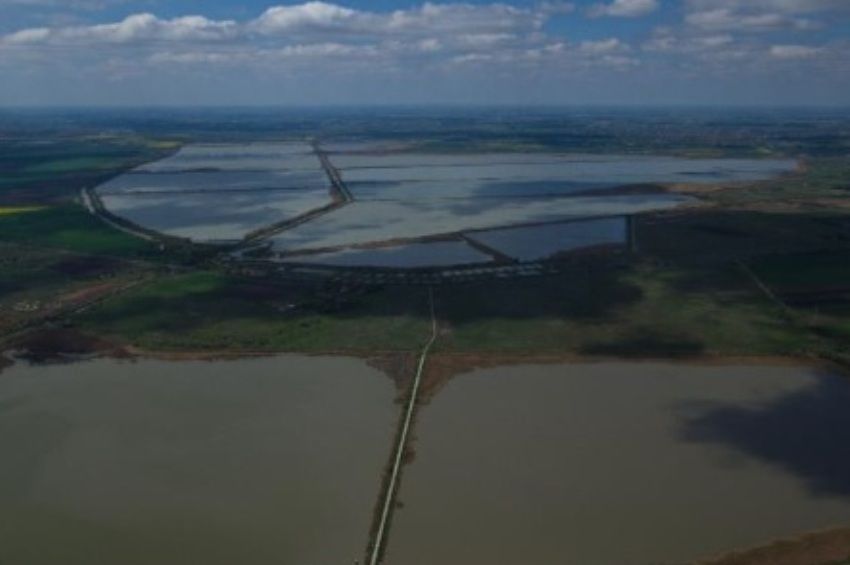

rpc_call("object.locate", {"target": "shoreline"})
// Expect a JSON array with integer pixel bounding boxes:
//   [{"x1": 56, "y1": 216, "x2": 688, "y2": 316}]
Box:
[
  {"x1": 2, "y1": 336, "x2": 841, "y2": 377},
  {"x1": 693, "y1": 526, "x2": 850, "y2": 565}
]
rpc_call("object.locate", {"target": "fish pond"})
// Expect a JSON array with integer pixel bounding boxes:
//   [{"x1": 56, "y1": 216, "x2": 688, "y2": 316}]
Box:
[
  {"x1": 0, "y1": 355, "x2": 396, "y2": 565},
  {"x1": 388, "y1": 362, "x2": 850, "y2": 565}
]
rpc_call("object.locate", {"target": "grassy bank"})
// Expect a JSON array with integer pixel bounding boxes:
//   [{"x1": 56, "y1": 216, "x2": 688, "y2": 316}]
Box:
[{"x1": 433, "y1": 260, "x2": 812, "y2": 357}]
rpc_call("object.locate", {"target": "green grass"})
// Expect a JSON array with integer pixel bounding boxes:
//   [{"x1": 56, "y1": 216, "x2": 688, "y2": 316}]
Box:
[
  {"x1": 76, "y1": 256, "x2": 816, "y2": 359},
  {"x1": 0, "y1": 136, "x2": 174, "y2": 204},
  {"x1": 24, "y1": 157, "x2": 125, "y2": 174},
  {"x1": 0, "y1": 204, "x2": 157, "y2": 257},
  {"x1": 745, "y1": 250, "x2": 850, "y2": 356},
  {"x1": 750, "y1": 250, "x2": 850, "y2": 292},
  {"x1": 80, "y1": 272, "x2": 433, "y2": 352},
  {"x1": 435, "y1": 261, "x2": 812, "y2": 357}
]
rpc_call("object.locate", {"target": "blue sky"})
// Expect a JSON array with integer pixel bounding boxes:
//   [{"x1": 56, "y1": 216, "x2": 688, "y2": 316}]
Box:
[{"x1": 0, "y1": 0, "x2": 848, "y2": 106}]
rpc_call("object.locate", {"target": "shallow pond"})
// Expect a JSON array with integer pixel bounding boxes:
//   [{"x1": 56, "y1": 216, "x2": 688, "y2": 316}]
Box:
[
  {"x1": 334, "y1": 153, "x2": 797, "y2": 186},
  {"x1": 468, "y1": 217, "x2": 627, "y2": 261},
  {"x1": 137, "y1": 142, "x2": 319, "y2": 173},
  {"x1": 387, "y1": 362, "x2": 850, "y2": 565},
  {"x1": 268, "y1": 195, "x2": 685, "y2": 252},
  {"x1": 100, "y1": 189, "x2": 331, "y2": 241},
  {"x1": 0, "y1": 355, "x2": 396, "y2": 565},
  {"x1": 292, "y1": 240, "x2": 493, "y2": 268},
  {"x1": 98, "y1": 171, "x2": 328, "y2": 195},
  {"x1": 97, "y1": 145, "x2": 796, "y2": 265}
]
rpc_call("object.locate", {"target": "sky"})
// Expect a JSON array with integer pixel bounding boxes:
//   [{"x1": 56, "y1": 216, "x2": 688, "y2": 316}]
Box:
[{"x1": 0, "y1": 0, "x2": 848, "y2": 106}]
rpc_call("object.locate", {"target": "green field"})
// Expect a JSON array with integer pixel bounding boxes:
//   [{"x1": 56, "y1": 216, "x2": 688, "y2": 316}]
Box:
[
  {"x1": 0, "y1": 204, "x2": 158, "y2": 257},
  {"x1": 0, "y1": 128, "x2": 849, "y2": 368},
  {"x1": 433, "y1": 260, "x2": 812, "y2": 357},
  {"x1": 0, "y1": 136, "x2": 176, "y2": 204},
  {"x1": 80, "y1": 271, "x2": 432, "y2": 352},
  {"x1": 707, "y1": 156, "x2": 850, "y2": 207},
  {"x1": 70, "y1": 255, "x2": 817, "y2": 360}
]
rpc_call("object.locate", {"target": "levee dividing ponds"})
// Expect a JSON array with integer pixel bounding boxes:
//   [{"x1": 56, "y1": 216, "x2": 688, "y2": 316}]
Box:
[
  {"x1": 242, "y1": 141, "x2": 356, "y2": 243},
  {"x1": 367, "y1": 287, "x2": 438, "y2": 565}
]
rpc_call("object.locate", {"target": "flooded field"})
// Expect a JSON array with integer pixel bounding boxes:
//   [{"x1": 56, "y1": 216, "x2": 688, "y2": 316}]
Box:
[
  {"x1": 0, "y1": 355, "x2": 396, "y2": 565},
  {"x1": 94, "y1": 142, "x2": 332, "y2": 242},
  {"x1": 334, "y1": 153, "x2": 796, "y2": 191},
  {"x1": 468, "y1": 217, "x2": 627, "y2": 261},
  {"x1": 267, "y1": 195, "x2": 684, "y2": 252},
  {"x1": 95, "y1": 143, "x2": 796, "y2": 264},
  {"x1": 388, "y1": 362, "x2": 850, "y2": 565},
  {"x1": 137, "y1": 142, "x2": 321, "y2": 172},
  {"x1": 100, "y1": 189, "x2": 331, "y2": 241},
  {"x1": 98, "y1": 171, "x2": 329, "y2": 195},
  {"x1": 292, "y1": 240, "x2": 492, "y2": 268}
]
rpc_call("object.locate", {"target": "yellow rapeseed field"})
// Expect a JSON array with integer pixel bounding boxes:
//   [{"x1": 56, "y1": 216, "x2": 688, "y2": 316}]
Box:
[{"x1": 0, "y1": 206, "x2": 46, "y2": 216}]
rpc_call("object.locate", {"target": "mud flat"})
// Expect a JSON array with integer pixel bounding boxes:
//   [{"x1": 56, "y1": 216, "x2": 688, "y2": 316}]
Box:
[
  {"x1": 386, "y1": 362, "x2": 850, "y2": 565},
  {"x1": 0, "y1": 355, "x2": 396, "y2": 565}
]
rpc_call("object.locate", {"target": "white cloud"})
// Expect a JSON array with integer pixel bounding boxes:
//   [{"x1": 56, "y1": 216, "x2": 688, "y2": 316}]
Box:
[
  {"x1": 589, "y1": 0, "x2": 659, "y2": 18},
  {"x1": 2, "y1": 13, "x2": 238, "y2": 44},
  {"x1": 458, "y1": 33, "x2": 516, "y2": 47},
  {"x1": 579, "y1": 38, "x2": 628, "y2": 54},
  {"x1": 686, "y1": 8, "x2": 816, "y2": 31},
  {"x1": 683, "y1": 0, "x2": 850, "y2": 34},
  {"x1": 251, "y1": 2, "x2": 358, "y2": 33},
  {"x1": 769, "y1": 44, "x2": 824, "y2": 59},
  {"x1": 4, "y1": 26, "x2": 50, "y2": 44},
  {"x1": 0, "y1": 0, "x2": 842, "y2": 93},
  {"x1": 0, "y1": 0, "x2": 127, "y2": 7},
  {"x1": 251, "y1": 1, "x2": 544, "y2": 39},
  {"x1": 694, "y1": 34, "x2": 733, "y2": 48},
  {"x1": 599, "y1": 54, "x2": 639, "y2": 67},
  {"x1": 642, "y1": 27, "x2": 735, "y2": 53},
  {"x1": 417, "y1": 38, "x2": 442, "y2": 52},
  {"x1": 0, "y1": 1, "x2": 592, "y2": 78},
  {"x1": 686, "y1": 0, "x2": 850, "y2": 15},
  {"x1": 2, "y1": 2, "x2": 550, "y2": 49}
]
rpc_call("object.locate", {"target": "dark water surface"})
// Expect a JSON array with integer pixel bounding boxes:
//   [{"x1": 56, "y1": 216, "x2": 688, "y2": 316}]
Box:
[
  {"x1": 387, "y1": 362, "x2": 850, "y2": 565},
  {"x1": 295, "y1": 240, "x2": 492, "y2": 268},
  {"x1": 0, "y1": 356, "x2": 395, "y2": 565}
]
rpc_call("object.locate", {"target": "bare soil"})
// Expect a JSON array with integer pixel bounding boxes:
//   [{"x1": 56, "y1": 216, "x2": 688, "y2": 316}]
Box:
[
  {"x1": 694, "y1": 527, "x2": 850, "y2": 565},
  {"x1": 10, "y1": 328, "x2": 130, "y2": 363}
]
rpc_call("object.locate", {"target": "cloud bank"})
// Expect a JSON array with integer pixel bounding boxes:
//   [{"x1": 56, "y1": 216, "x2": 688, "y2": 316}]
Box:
[{"x1": 0, "y1": 1, "x2": 847, "y2": 106}]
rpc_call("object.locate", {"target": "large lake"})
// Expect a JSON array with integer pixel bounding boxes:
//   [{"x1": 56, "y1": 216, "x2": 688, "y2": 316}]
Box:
[
  {"x1": 0, "y1": 356, "x2": 396, "y2": 565},
  {"x1": 387, "y1": 362, "x2": 850, "y2": 565}
]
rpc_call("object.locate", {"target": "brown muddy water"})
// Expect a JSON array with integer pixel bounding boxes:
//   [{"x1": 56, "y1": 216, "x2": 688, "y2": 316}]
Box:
[
  {"x1": 0, "y1": 355, "x2": 396, "y2": 565},
  {"x1": 387, "y1": 362, "x2": 850, "y2": 565}
]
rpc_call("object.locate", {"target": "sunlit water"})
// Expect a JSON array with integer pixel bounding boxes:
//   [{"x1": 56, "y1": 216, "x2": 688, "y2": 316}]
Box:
[{"x1": 95, "y1": 144, "x2": 795, "y2": 258}]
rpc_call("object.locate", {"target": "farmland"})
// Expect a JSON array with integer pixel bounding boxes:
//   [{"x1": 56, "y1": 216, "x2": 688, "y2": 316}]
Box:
[
  {"x1": 0, "y1": 109, "x2": 848, "y2": 367},
  {"x1": 3, "y1": 108, "x2": 850, "y2": 565}
]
